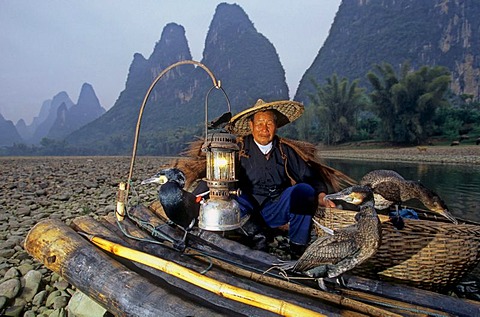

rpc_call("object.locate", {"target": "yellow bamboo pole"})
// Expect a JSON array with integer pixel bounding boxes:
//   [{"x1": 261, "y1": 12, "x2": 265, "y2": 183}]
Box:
[
  {"x1": 87, "y1": 234, "x2": 326, "y2": 317},
  {"x1": 184, "y1": 250, "x2": 404, "y2": 317}
]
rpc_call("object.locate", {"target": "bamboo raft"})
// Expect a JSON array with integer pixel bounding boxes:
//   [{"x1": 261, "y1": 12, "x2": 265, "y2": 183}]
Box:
[{"x1": 24, "y1": 200, "x2": 480, "y2": 317}]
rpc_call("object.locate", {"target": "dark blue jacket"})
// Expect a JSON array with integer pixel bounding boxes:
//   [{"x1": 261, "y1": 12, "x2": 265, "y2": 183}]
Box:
[{"x1": 238, "y1": 135, "x2": 328, "y2": 206}]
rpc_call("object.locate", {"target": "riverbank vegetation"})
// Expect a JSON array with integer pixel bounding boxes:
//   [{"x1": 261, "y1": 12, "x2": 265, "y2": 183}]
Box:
[{"x1": 292, "y1": 61, "x2": 480, "y2": 147}]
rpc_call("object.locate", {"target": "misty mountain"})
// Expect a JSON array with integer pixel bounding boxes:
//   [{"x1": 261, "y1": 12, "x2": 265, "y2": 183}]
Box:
[
  {"x1": 27, "y1": 92, "x2": 74, "y2": 144},
  {"x1": 47, "y1": 83, "x2": 105, "y2": 140},
  {"x1": 11, "y1": 0, "x2": 480, "y2": 155},
  {"x1": 201, "y1": 3, "x2": 289, "y2": 110},
  {"x1": 65, "y1": 3, "x2": 288, "y2": 155},
  {"x1": 65, "y1": 22, "x2": 196, "y2": 154},
  {"x1": 16, "y1": 99, "x2": 53, "y2": 141},
  {"x1": 17, "y1": 99, "x2": 49, "y2": 141},
  {"x1": 0, "y1": 113, "x2": 23, "y2": 146},
  {"x1": 15, "y1": 118, "x2": 29, "y2": 141},
  {"x1": 295, "y1": 0, "x2": 480, "y2": 103}
]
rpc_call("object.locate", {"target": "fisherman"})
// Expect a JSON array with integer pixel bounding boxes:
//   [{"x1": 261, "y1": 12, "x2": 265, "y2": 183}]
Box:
[{"x1": 226, "y1": 99, "x2": 336, "y2": 258}]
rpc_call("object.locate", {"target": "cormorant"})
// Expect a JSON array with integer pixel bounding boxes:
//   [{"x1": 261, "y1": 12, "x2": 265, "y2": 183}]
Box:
[
  {"x1": 359, "y1": 169, "x2": 457, "y2": 224},
  {"x1": 142, "y1": 168, "x2": 200, "y2": 248},
  {"x1": 281, "y1": 185, "x2": 381, "y2": 290}
]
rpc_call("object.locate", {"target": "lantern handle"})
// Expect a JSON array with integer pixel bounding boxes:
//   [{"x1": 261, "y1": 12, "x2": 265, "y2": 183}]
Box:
[
  {"x1": 204, "y1": 84, "x2": 232, "y2": 139},
  {"x1": 125, "y1": 60, "x2": 221, "y2": 206}
]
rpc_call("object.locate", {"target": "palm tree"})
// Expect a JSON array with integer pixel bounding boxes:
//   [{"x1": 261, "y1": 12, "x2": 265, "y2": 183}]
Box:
[
  {"x1": 307, "y1": 74, "x2": 366, "y2": 145},
  {"x1": 367, "y1": 62, "x2": 450, "y2": 144}
]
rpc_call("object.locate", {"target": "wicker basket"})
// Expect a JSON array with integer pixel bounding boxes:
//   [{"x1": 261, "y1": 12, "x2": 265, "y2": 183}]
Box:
[{"x1": 314, "y1": 208, "x2": 480, "y2": 291}]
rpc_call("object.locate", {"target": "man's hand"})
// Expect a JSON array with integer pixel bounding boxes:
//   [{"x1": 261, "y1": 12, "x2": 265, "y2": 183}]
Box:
[{"x1": 318, "y1": 192, "x2": 336, "y2": 208}]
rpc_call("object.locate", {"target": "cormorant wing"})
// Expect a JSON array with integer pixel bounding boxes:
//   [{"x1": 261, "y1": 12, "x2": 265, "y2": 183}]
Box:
[
  {"x1": 360, "y1": 169, "x2": 405, "y2": 188},
  {"x1": 372, "y1": 181, "x2": 402, "y2": 201},
  {"x1": 182, "y1": 190, "x2": 200, "y2": 224},
  {"x1": 293, "y1": 233, "x2": 359, "y2": 272}
]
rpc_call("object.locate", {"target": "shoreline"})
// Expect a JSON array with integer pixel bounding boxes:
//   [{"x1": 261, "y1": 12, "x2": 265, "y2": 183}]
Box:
[
  {"x1": 317, "y1": 145, "x2": 480, "y2": 165},
  {"x1": 1, "y1": 143, "x2": 479, "y2": 165},
  {"x1": 1, "y1": 144, "x2": 480, "y2": 165}
]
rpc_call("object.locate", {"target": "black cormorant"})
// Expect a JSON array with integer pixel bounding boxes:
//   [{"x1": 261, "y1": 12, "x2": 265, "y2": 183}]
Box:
[{"x1": 142, "y1": 168, "x2": 200, "y2": 247}]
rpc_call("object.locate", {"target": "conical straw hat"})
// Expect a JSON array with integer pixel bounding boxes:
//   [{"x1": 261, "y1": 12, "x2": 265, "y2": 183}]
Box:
[{"x1": 227, "y1": 99, "x2": 304, "y2": 136}]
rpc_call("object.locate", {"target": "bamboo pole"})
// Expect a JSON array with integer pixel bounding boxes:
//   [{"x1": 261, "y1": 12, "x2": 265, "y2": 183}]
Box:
[
  {"x1": 200, "y1": 250, "x2": 455, "y2": 317},
  {"x1": 98, "y1": 214, "x2": 366, "y2": 316},
  {"x1": 72, "y1": 215, "x2": 328, "y2": 316},
  {"x1": 184, "y1": 249, "x2": 403, "y2": 317},
  {"x1": 87, "y1": 234, "x2": 325, "y2": 317}
]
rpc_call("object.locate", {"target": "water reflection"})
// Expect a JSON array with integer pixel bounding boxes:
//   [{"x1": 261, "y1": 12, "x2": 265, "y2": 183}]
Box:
[{"x1": 325, "y1": 159, "x2": 480, "y2": 222}]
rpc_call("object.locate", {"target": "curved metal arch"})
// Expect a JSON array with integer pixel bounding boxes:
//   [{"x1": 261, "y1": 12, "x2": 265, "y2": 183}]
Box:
[{"x1": 125, "y1": 60, "x2": 226, "y2": 203}]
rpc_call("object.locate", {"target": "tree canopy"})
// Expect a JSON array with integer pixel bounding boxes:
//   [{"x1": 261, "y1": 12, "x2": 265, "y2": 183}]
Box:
[
  {"x1": 367, "y1": 62, "x2": 451, "y2": 144},
  {"x1": 305, "y1": 74, "x2": 366, "y2": 144}
]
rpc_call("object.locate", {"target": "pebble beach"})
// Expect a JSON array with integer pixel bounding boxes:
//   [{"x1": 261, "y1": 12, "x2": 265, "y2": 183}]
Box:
[
  {"x1": 0, "y1": 156, "x2": 169, "y2": 317},
  {"x1": 1, "y1": 147, "x2": 479, "y2": 316},
  {"x1": 318, "y1": 144, "x2": 480, "y2": 165}
]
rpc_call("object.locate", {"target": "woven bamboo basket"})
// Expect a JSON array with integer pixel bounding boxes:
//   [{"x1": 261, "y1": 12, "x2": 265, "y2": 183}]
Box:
[{"x1": 314, "y1": 207, "x2": 480, "y2": 291}]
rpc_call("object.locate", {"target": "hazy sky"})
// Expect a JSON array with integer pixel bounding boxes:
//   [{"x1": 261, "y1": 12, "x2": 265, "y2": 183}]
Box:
[{"x1": 0, "y1": 1, "x2": 341, "y2": 125}]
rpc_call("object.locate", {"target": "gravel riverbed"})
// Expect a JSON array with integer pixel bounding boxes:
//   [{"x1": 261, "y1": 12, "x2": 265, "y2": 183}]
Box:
[
  {"x1": 317, "y1": 144, "x2": 480, "y2": 165},
  {"x1": 0, "y1": 156, "x2": 169, "y2": 317},
  {"x1": 0, "y1": 150, "x2": 479, "y2": 316}
]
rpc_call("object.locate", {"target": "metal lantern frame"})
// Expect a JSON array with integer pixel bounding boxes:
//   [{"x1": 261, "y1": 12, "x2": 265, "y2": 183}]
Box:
[{"x1": 199, "y1": 131, "x2": 248, "y2": 231}]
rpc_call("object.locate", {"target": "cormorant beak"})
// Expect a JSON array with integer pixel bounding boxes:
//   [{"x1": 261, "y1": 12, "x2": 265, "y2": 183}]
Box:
[
  {"x1": 324, "y1": 191, "x2": 364, "y2": 206},
  {"x1": 439, "y1": 209, "x2": 458, "y2": 225},
  {"x1": 141, "y1": 175, "x2": 168, "y2": 185}
]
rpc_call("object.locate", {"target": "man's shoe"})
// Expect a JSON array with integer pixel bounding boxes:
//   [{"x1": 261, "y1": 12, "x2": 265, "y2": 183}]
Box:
[
  {"x1": 289, "y1": 242, "x2": 307, "y2": 260},
  {"x1": 251, "y1": 233, "x2": 268, "y2": 251}
]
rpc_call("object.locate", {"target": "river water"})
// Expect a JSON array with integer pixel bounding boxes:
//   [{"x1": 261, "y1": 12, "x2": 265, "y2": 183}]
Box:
[{"x1": 324, "y1": 159, "x2": 480, "y2": 223}]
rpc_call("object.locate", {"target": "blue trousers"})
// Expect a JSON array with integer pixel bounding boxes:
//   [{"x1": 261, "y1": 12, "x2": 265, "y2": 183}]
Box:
[{"x1": 237, "y1": 183, "x2": 316, "y2": 245}]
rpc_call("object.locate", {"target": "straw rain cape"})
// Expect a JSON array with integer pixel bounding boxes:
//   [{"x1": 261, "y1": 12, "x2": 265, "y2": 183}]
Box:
[{"x1": 167, "y1": 137, "x2": 355, "y2": 192}]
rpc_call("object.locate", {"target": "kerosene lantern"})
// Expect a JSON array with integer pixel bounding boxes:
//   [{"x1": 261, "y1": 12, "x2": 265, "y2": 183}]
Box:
[{"x1": 198, "y1": 132, "x2": 249, "y2": 231}]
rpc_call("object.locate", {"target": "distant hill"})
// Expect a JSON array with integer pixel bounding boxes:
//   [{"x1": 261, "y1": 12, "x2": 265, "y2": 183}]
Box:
[
  {"x1": 27, "y1": 91, "x2": 74, "y2": 144},
  {"x1": 13, "y1": 84, "x2": 105, "y2": 145},
  {"x1": 47, "y1": 83, "x2": 105, "y2": 140},
  {"x1": 295, "y1": 0, "x2": 480, "y2": 103},
  {"x1": 65, "y1": 3, "x2": 289, "y2": 155},
  {"x1": 0, "y1": 113, "x2": 23, "y2": 146},
  {"x1": 10, "y1": 1, "x2": 480, "y2": 154},
  {"x1": 16, "y1": 99, "x2": 52, "y2": 141},
  {"x1": 15, "y1": 118, "x2": 29, "y2": 141}
]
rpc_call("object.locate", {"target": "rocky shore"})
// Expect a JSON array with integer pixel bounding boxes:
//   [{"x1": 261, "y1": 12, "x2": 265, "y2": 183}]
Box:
[
  {"x1": 318, "y1": 144, "x2": 480, "y2": 165},
  {"x1": 0, "y1": 156, "x2": 168, "y2": 317},
  {"x1": 1, "y1": 150, "x2": 479, "y2": 316}
]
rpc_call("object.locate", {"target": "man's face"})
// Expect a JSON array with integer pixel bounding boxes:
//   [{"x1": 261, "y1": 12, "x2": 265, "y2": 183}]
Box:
[{"x1": 249, "y1": 110, "x2": 277, "y2": 145}]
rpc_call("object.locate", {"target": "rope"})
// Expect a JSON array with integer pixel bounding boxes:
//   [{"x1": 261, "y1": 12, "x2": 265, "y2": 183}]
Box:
[{"x1": 278, "y1": 140, "x2": 296, "y2": 186}]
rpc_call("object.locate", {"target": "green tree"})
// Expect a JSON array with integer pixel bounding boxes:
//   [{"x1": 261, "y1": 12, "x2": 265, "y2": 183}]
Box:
[
  {"x1": 367, "y1": 62, "x2": 451, "y2": 144},
  {"x1": 294, "y1": 106, "x2": 319, "y2": 142},
  {"x1": 367, "y1": 62, "x2": 406, "y2": 142},
  {"x1": 307, "y1": 74, "x2": 366, "y2": 145},
  {"x1": 434, "y1": 96, "x2": 480, "y2": 138}
]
